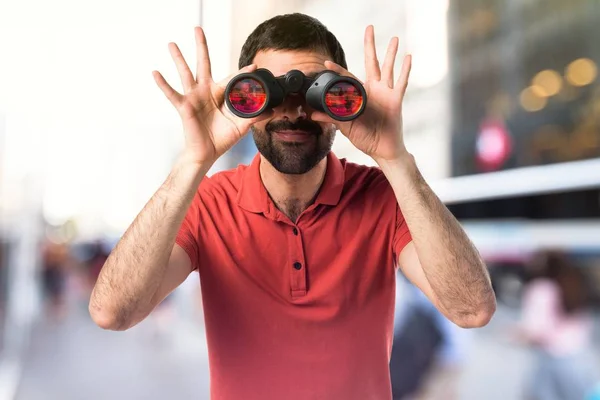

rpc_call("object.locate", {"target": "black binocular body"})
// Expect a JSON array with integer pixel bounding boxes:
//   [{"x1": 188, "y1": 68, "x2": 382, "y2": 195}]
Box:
[{"x1": 225, "y1": 68, "x2": 367, "y2": 121}]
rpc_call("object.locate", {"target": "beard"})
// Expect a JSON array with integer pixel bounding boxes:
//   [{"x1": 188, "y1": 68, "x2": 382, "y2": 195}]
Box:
[{"x1": 251, "y1": 119, "x2": 335, "y2": 175}]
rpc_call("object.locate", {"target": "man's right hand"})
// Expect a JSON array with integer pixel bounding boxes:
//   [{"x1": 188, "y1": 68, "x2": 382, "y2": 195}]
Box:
[{"x1": 152, "y1": 27, "x2": 271, "y2": 166}]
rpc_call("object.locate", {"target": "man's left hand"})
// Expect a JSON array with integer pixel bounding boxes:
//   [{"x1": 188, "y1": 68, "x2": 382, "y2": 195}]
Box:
[{"x1": 312, "y1": 25, "x2": 412, "y2": 164}]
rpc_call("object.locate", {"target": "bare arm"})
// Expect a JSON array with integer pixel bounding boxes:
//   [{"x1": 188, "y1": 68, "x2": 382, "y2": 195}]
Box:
[
  {"x1": 89, "y1": 157, "x2": 209, "y2": 330},
  {"x1": 89, "y1": 27, "x2": 271, "y2": 331},
  {"x1": 381, "y1": 156, "x2": 496, "y2": 328}
]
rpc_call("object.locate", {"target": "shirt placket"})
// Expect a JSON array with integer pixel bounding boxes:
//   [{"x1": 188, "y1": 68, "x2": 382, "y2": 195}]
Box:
[
  {"x1": 288, "y1": 223, "x2": 307, "y2": 298},
  {"x1": 265, "y1": 203, "x2": 308, "y2": 299}
]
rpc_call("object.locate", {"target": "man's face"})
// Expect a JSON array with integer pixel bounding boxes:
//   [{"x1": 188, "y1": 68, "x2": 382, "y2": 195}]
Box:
[{"x1": 250, "y1": 50, "x2": 337, "y2": 175}]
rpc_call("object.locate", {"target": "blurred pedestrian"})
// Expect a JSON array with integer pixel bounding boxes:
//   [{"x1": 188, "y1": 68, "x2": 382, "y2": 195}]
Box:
[
  {"x1": 518, "y1": 250, "x2": 598, "y2": 400},
  {"x1": 40, "y1": 236, "x2": 69, "y2": 320}
]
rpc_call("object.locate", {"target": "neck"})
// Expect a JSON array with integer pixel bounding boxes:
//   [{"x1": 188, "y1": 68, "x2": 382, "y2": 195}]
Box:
[{"x1": 259, "y1": 155, "x2": 328, "y2": 221}]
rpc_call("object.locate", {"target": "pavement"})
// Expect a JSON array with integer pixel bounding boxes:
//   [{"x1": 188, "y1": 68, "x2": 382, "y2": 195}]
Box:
[
  {"x1": 14, "y1": 300, "x2": 210, "y2": 400},
  {"x1": 9, "y1": 299, "x2": 600, "y2": 400}
]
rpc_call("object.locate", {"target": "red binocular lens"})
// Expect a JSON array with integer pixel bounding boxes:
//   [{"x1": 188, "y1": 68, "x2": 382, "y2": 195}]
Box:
[
  {"x1": 225, "y1": 69, "x2": 366, "y2": 121},
  {"x1": 324, "y1": 82, "x2": 365, "y2": 119},
  {"x1": 227, "y1": 78, "x2": 268, "y2": 115}
]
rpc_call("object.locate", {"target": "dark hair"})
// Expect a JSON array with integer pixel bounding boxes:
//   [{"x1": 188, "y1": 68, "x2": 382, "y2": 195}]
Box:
[
  {"x1": 238, "y1": 13, "x2": 347, "y2": 70},
  {"x1": 529, "y1": 250, "x2": 591, "y2": 314}
]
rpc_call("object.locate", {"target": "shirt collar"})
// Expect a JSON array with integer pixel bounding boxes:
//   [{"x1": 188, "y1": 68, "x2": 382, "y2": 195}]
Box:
[{"x1": 236, "y1": 151, "x2": 345, "y2": 214}]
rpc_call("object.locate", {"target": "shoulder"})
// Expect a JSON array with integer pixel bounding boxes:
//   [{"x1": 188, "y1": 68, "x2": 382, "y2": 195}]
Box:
[
  {"x1": 340, "y1": 158, "x2": 394, "y2": 197},
  {"x1": 196, "y1": 163, "x2": 247, "y2": 202}
]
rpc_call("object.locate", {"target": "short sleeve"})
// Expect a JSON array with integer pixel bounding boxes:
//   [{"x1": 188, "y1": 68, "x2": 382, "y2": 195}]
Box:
[
  {"x1": 175, "y1": 189, "x2": 202, "y2": 271},
  {"x1": 392, "y1": 203, "x2": 412, "y2": 260}
]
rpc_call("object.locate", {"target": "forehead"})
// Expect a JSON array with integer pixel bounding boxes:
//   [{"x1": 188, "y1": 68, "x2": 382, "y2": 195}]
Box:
[{"x1": 252, "y1": 49, "x2": 329, "y2": 78}]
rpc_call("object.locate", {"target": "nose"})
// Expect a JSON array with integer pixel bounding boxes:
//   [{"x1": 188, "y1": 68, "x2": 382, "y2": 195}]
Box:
[{"x1": 278, "y1": 94, "x2": 309, "y2": 120}]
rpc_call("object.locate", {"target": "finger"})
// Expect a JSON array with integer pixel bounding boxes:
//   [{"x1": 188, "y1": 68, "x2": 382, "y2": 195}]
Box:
[
  {"x1": 364, "y1": 25, "x2": 381, "y2": 81},
  {"x1": 168, "y1": 42, "x2": 195, "y2": 92},
  {"x1": 395, "y1": 54, "x2": 412, "y2": 98},
  {"x1": 194, "y1": 27, "x2": 212, "y2": 83},
  {"x1": 152, "y1": 70, "x2": 182, "y2": 106},
  {"x1": 381, "y1": 37, "x2": 399, "y2": 88},
  {"x1": 323, "y1": 61, "x2": 363, "y2": 84},
  {"x1": 215, "y1": 63, "x2": 258, "y2": 91}
]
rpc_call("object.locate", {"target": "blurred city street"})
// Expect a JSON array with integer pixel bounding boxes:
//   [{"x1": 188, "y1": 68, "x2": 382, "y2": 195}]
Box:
[
  {"x1": 14, "y1": 292, "x2": 211, "y2": 400},
  {"x1": 2, "y1": 0, "x2": 600, "y2": 399},
  {"x1": 10, "y1": 293, "x2": 600, "y2": 400}
]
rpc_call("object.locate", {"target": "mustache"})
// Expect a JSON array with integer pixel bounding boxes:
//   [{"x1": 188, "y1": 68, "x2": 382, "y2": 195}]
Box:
[{"x1": 265, "y1": 119, "x2": 323, "y2": 135}]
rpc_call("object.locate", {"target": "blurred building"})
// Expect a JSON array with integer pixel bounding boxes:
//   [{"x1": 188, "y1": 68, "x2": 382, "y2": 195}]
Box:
[
  {"x1": 440, "y1": 0, "x2": 600, "y2": 305},
  {"x1": 0, "y1": 0, "x2": 204, "y2": 393},
  {"x1": 449, "y1": 0, "x2": 600, "y2": 176},
  {"x1": 0, "y1": 112, "x2": 44, "y2": 394},
  {"x1": 0, "y1": 112, "x2": 6, "y2": 357}
]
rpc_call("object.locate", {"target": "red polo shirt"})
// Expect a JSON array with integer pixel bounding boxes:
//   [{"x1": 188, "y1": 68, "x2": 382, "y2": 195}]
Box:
[{"x1": 176, "y1": 151, "x2": 412, "y2": 400}]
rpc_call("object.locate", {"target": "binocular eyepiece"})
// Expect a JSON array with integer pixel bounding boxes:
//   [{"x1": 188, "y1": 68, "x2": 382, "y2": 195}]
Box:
[{"x1": 225, "y1": 68, "x2": 367, "y2": 121}]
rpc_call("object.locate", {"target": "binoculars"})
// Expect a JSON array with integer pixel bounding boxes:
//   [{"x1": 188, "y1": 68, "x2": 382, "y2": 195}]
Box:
[{"x1": 225, "y1": 68, "x2": 367, "y2": 121}]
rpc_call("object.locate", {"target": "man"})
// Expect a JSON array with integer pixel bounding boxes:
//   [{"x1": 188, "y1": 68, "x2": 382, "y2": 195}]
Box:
[{"x1": 89, "y1": 13, "x2": 496, "y2": 400}]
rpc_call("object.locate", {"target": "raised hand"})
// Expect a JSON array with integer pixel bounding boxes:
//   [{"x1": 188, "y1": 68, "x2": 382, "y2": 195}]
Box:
[
  {"x1": 153, "y1": 27, "x2": 272, "y2": 165},
  {"x1": 311, "y1": 25, "x2": 412, "y2": 164}
]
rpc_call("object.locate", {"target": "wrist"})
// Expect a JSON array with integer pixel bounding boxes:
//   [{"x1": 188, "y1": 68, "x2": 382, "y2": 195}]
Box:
[
  {"x1": 377, "y1": 152, "x2": 428, "y2": 206},
  {"x1": 174, "y1": 151, "x2": 214, "y2": 180},
  {"x1": 375, "y1": 151, "x2": 416, "y2": 177},
  {"x1": 376, "y1": 152, "x2": 424, "y2": 193}
]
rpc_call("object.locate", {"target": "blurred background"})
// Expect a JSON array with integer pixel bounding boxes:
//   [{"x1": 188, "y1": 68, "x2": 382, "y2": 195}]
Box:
[{"x1": 1, "y1": 0, "x2": 600, "y2": 399}]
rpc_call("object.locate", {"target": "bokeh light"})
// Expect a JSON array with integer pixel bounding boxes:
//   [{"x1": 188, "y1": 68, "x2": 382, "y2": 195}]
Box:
[
  {"x1": 520, "y1": 86, "x2": 548, "y2": 112},
  {"x1": 532, "y1": 70, "x2": 563, "y2": 97},
  {"x1": 566, "y1": 58, "x2": 598, "y2": 87}
]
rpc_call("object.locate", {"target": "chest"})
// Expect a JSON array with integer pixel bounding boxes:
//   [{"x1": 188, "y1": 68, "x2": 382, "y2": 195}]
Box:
[{"x1": 197, "y1": 203, "x2": 396, "y2": 307}]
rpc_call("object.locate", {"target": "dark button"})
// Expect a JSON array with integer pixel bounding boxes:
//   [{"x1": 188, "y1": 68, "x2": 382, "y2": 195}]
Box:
[
  {"x1": 293, "y1": 228, "x2": 299, "y2": 236},
  {"x1": 293, "y1": 262, "x2": 302, "y2": 270}
]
